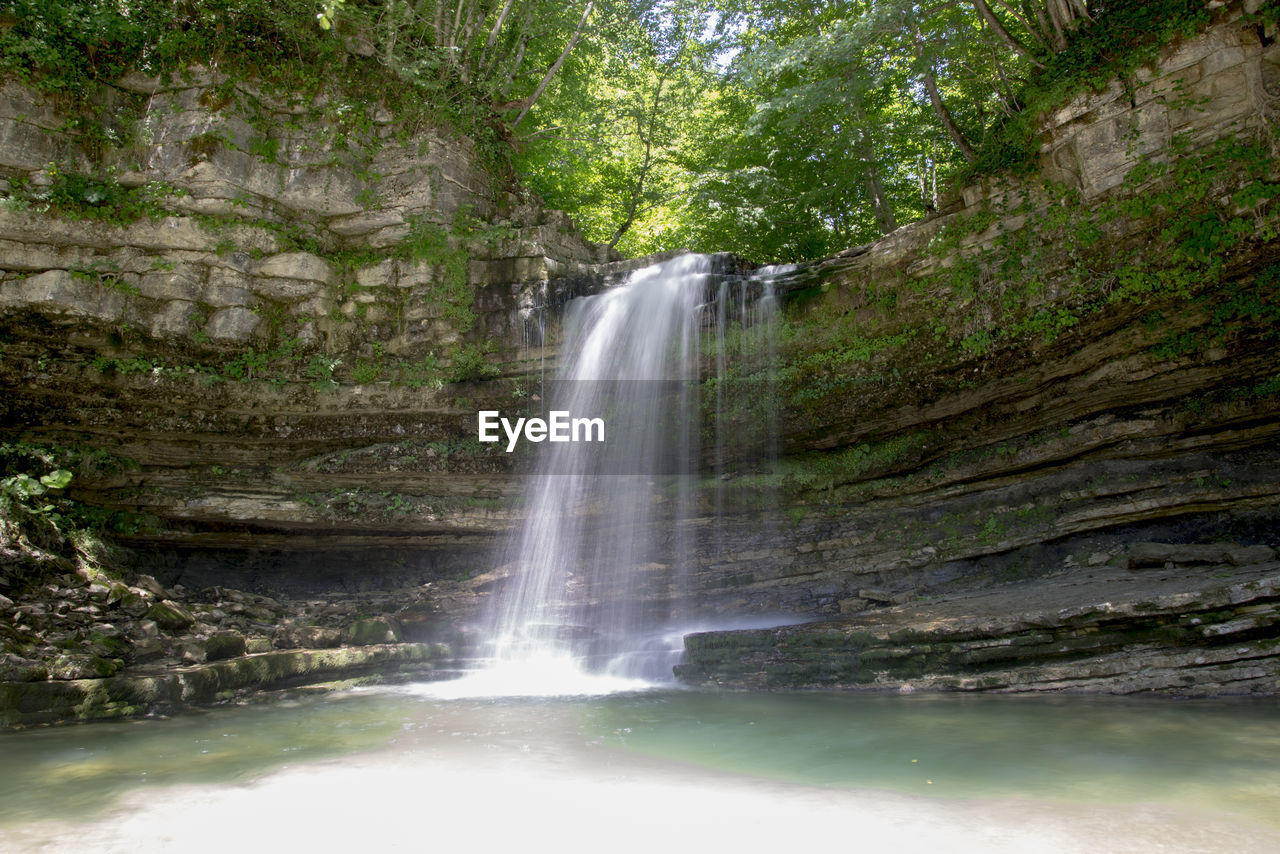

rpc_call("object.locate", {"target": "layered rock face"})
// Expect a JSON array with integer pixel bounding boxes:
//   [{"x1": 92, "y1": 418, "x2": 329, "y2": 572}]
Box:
[
  {"x1": 661, "y1": 8, "x2": 1280, "y2": 620},
  {"x1": 661, "y1": 7, "x2": 1280, "y2": 692},
  {"x1": 0, "y1": 68, "x2": 622, "y2": 591},
  {"x1": 0, "y1": 67, "x2": 626, "y2": 721},
  {"x1": 677, "y1": 546, "x2": 1280, "y2": 696}
]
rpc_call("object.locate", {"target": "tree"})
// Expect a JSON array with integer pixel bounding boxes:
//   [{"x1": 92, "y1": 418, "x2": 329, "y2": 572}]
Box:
[
  {"x1": 317, "y1": 0, "x2": 600, "y2": 115},
  {"x1": 513, "y1": 0, "x2": 724, "y2": 256},
  {"x1": 662, "y1": 0, "x2": 968, "y2": 258},
  {"x1": 653, "y1": 0, "x2": 1055, "y2": 260}
]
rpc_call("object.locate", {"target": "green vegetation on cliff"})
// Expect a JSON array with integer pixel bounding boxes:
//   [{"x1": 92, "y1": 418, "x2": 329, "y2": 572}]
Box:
[
  {"x1": 0, "y1": 442, "x2": 127, "y2": 596},
  {"x1": 4, "y1": 1, "x2": 1269, "y2": 260},
  {"x1": 0, "y1": 0, "x2": 610, "y2": 192}
]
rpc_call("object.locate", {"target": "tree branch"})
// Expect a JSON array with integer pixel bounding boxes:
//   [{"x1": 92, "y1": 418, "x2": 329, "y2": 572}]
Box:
[
  {"x1": 973, "y1": 0, "x2": 1044, "y2": 67},
  {"x1": 608, "y1": 69, "x2": 670, "y2": 248},
  {"x1": 496, "y1": 2, "x2": 534, "y2": 95},
  {"x1": 852, "y1": 99, "x2": 897, "y2": 234},
  {"x1": 478, "y1": 0, "x2": 518, "y2": 73},
  {"x1": 512, "y1": 1, "x2": 593, "y2": 127},
  {"x1": 990, "y1": 0, "x2": 1048, "y2": 49}
]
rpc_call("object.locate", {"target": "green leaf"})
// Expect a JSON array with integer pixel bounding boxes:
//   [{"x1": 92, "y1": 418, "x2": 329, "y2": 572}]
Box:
[
  {"x1": 8, "y1": 474, "x2": 45, "y2": 498},
  {"x1": 40, "y1": 469, "x2": 73, "y2": 489}
]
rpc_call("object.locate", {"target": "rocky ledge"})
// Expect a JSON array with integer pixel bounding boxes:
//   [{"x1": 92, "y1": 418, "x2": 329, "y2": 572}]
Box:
[
  {"x1": 0, "y1": 558, "x2": 474, "y2": 727},
  {"x1": 0, "y1": 642, "x2": 448, "y2": 728},
  {"x1": 675, "y1": 543, "x2": 1280, "y2": 696}
]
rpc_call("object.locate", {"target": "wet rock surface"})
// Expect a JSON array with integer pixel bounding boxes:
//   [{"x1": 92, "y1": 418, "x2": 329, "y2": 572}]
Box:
[
  {"x1": 676, "y1": 546, "x2": 1280, "y2": 696},
  {"x1": 0, "y1": 643, "x2": 448, "y2": 728},
  {"x1": 0, "y1": 556, "x2": 470, "y2": 727}
]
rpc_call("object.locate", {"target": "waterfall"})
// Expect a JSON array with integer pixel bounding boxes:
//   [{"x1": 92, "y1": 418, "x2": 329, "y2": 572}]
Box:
[{"x1": 435, "y1": 253, "x2": 777, "y2": 697}]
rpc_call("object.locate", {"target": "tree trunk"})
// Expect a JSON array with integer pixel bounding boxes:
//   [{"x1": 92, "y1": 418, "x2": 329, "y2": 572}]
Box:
[
  {"x1": 448, "y1": 0, "x2": 466, "y2": 49},
  {"x1": 1030, "y1": 2, "x2": 1064, "y2": 53},
  {"x1": 853, "y1": 102, "x2": 897, "y2": 235},
  {"x1": 1045, "y1": 0, "x2": 1070, "y2": 52},
  {"x1": 497, "y1": 3, "x2": 534, "y2": 96},
  {"x1": 991, "y1": 0, "x2": 1048, "y2": 49},
  {"x1": 479, "y1": 0, "x2": 518, "y2": 73},
  {"x1": 383, "y1": 0, "x2": 403, "y2": 69},
  {"x1": 985, "y1": 27, "x2": 1022, "y2": 115},
  {"x1": 915, "y1": 37, "x2": 976, "y2": 163},
  {"x1": 460, "y1": 0, "x2": 491, "y2": 59},
  {"x1": 864, "y1": 158, "x2": 897, "y2": 234},
  {"x1": 608, "y1": 71, "x2": 669, "y2": 248}
]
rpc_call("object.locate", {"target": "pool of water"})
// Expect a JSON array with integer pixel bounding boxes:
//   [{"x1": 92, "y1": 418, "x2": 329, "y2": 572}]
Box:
[{"x1": 0, "y1": 686, "x2": 1277, "y2": 853}]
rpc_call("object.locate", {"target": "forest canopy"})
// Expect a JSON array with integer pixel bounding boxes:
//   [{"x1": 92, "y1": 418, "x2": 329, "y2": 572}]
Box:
[{"x1": 0, "y1": 0, "x2": 1255, "y2": 261}]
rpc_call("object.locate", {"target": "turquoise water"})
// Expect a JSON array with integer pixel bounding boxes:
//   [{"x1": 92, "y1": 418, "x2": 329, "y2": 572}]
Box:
[
  {"x1": 581, "y1": 691, "x2": 1280, "y2": 820},
  {"x1": 0, "y1": 688, "x2": 1277, "y2": 852},
  {"x1": 0, "y1": 692, "x2": 408, "y2": 824}
]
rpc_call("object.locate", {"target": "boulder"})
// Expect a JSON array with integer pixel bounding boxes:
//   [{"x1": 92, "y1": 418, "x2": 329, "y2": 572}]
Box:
[
  {"x1": 393, "y1": 602, "x2": 448, "y2": 641},
  {"x1": 179, "y1": 641, "x2": 207, "y2": 665},
  {"x1": 0, "y1": 654, "x2": 47, "y2": 682},
  {"x1": 48, "y1": 653, "x2": 120, "y2": 680},
  {"x1": 346, "y1": 617, "x2": 402, "y2": 646},
  {"x1": 134, "y1": 574, "x2": 171, "y2": 599},
  {"x1": 132, "y1": 638, "x2": 166, "y2": 663},
  {"x1": 215, "y1": 587, "x2": 255, "y2": 605},
  {"x1": 85, "y1": 629, "x2": 129, "y2": 658},
  {"x1": 106, "y1": 581, "x2": 130, "y2": 604},
  {"x1": 118, "y1": 589, "x2": 152, "y2": 618},
  {"x1": 146, "y1": 599, "x2": 196, "y2": 631},
  {"x1": 205, "y1": 631, "x2": 247, "y2": 661}
]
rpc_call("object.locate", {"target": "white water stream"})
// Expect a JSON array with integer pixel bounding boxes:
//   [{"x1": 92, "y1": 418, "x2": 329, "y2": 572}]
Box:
[{"x1": 437, "y1": 253, "x2": 781, "y2": 696}]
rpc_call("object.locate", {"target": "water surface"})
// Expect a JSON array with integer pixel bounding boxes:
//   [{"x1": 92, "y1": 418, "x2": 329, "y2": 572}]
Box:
[{"x1": 1, "y1": 688, "x2": 1276, "y2": 853}]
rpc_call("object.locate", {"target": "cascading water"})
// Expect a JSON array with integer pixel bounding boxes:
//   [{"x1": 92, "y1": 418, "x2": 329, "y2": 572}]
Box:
[{"x1": 435, "y1": 253, "x2": 777, "y2": 697}]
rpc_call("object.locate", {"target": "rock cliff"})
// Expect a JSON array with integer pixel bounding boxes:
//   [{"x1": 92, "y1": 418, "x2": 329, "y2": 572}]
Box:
[
  {"x1": 671, "y1": 4, "x2": 1280, "y2": 692},
  {"x1": 487, "y1": 4, "x2": 1280, "y2": 633},
  {"x1": 2, "y1": 2, "x2": 1279, "y2": 715},
  {"x1": 0, "y1": 66, "x2": 622, "y2": 592}
]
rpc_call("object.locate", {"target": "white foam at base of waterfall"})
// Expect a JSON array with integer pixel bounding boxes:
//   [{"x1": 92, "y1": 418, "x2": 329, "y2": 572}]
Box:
[{"x1": 407, "y1": 654, "x2": 656, "y2": 699}]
